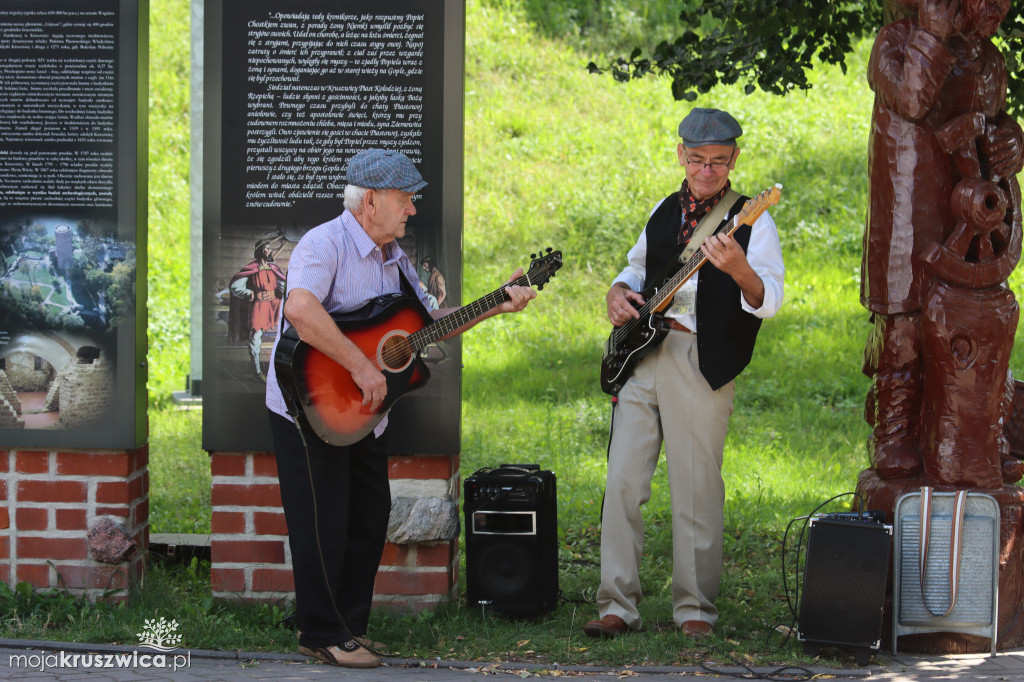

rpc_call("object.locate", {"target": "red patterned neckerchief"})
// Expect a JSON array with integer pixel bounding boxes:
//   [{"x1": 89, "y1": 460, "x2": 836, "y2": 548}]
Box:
[{"x1": 677, "y1": 179, "x2": 731, "y2": 245}]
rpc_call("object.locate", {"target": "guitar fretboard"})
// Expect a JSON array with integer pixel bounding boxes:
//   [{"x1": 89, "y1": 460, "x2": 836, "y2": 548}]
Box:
[{"x1": 407, "y1": 261, "x2": 561, "y2": 352}]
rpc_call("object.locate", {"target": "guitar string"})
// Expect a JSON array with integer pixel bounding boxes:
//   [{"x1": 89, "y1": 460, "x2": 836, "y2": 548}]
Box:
[{"x1": 377, "y1": 259, "x2": 561, "y2": 368}]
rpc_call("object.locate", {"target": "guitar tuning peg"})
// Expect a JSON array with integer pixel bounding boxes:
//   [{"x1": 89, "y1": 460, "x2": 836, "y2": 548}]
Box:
[
  {"x1": 545, "y1": 247, "x2": 552, "y2": 253},
  {"x1": 530, "y1": 253, "x2": 537, "y2": 259}
]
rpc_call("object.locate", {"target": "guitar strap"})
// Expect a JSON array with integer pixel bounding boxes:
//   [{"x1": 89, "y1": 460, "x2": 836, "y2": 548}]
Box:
[
  {"x1": 397, "y1": 265, "x2": 420, "y2": 299},
  {"x1": 677, "y1": 189, "x2": 743, "y2": 262}
]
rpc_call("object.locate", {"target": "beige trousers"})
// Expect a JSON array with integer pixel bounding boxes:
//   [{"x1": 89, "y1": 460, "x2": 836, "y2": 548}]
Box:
[{"x1": 596, "y1": 330, "x2": 734, "y2": 628}]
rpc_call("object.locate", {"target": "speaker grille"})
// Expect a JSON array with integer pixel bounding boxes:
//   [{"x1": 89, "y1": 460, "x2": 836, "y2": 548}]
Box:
[{"x1": 475, "y1": 540, "x2": 536, "y2": 599}]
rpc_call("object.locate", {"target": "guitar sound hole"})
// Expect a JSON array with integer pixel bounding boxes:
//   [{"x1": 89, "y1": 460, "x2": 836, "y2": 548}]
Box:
[{"x1": 379, "y1": 333, "x2": 413, "y2": 372}]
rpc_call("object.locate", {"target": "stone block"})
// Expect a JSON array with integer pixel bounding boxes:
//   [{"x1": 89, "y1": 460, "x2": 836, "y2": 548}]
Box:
[{"x1": 387, "y1": 496, "x2": 459, "y2": 544}]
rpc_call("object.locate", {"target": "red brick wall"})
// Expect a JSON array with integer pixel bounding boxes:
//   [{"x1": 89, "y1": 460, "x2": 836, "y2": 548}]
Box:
[
  {"x1": 0, "y1": 447, "x2": 149, "y2": 597},
  {"x1": 209, "y1": 450, "x2": 459, "y2": 611}
]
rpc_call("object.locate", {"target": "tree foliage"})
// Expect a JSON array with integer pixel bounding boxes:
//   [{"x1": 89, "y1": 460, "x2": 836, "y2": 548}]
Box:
[{"x1": 588, "y1": 0, "x2": 1024, "y2": 117}]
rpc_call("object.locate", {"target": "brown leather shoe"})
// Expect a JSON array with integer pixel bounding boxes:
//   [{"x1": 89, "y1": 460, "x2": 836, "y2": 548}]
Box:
[
  {"x1": 298, "y1": 640, "x2": 380, "y2": 668},
  {"x1": 583, "y1": 614, "x2": 636, "y2": 639},
  {"x1": 681, "y1": 620, "x2": 713, "y2": 639}
]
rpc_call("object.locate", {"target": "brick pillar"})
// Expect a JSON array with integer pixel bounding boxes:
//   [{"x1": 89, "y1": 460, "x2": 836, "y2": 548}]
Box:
[
  {"x1": 378, "y1": 455, "x2": 460, "y2": 612},
  {"x1": 209, "y1": 451, "x2": 290, "y2": 598},
  {"x1": 0, "y1": 447, "x2": 149, "y2": 598},
  {"x1": 209, "y1": 450, "x2": 460, "y2": 612}
]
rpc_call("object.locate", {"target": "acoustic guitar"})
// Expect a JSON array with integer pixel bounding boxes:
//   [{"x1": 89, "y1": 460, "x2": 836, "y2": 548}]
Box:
[{"x1": 276, "y1": 249, "x2": 563, "y2": 445}]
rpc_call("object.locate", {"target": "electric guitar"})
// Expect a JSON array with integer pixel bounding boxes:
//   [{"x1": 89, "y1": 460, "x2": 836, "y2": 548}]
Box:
[
  {"x1": 600, "y1": 184, "x2": 782, "y2": 396},
  {"x1": 275, "y1": 249, "x2": 563, "y2": 445}
]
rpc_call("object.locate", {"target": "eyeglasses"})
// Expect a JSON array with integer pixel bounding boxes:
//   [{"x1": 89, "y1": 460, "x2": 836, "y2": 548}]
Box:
[{"x1": 684, "y1": 152, "x2": 734, "y2": 171}]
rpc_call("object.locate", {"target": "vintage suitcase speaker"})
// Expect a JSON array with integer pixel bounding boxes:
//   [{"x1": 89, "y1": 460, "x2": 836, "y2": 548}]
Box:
[
  {"x1": 464, "y1": 464, "x2": 558, "y2": 615},
  {"x1": 798, "y1": 512, "x2": 893, "y2": 664}
]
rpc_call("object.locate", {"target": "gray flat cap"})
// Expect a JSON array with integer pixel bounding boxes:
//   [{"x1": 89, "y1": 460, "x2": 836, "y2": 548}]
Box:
[
  {"x1": 346, "y1": 149, "x2": 427, "y2": 192},
  {"x1": 678, "y1": 108, "x2": 743, "y2": 147}
]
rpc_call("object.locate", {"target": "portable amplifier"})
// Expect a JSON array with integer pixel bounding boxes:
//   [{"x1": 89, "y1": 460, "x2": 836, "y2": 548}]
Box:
[{"x1": 464, "y1": 464, "x2": 558, "y2": 615}]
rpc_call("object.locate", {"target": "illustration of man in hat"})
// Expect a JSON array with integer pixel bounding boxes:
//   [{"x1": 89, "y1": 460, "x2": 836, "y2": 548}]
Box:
[{"x1": 230, "y1": 238, "x2": 286, "y2": 381}]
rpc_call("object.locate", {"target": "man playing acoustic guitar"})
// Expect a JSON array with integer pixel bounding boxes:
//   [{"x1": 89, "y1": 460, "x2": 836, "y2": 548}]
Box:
[
  {"x1": 265, "y1": 149, "x2": 537, "y2": 668},
  {"x1": 585, "y1": 108, "x2": 785, "y2": 640}
]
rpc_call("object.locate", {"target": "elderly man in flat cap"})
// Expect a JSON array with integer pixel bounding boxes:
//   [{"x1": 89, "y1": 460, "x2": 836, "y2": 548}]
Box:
[
  {"x1": 585, "y1": 109, "x2": 785, "y2": 639},
  {"x1": 265, "y1": 149, "x2": 536, "y2": 667}
]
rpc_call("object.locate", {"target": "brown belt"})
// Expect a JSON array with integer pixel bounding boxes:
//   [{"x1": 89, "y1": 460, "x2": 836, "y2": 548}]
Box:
[{"x1": 666, "y1": 319, "x2": 695, "y2": 334}]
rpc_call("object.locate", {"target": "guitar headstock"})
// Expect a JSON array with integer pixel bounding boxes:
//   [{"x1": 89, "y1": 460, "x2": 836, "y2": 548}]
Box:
[
  {"x1": 526, "y1": 247, "x2": 563, "y2": 290},
  {"x1": 736, "y1": 183, "x2": 782, "y2": 227}
]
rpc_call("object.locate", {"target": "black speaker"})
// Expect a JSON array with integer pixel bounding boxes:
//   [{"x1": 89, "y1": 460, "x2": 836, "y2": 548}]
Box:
[
  {"x1": 798, "y1": 513, "x2": 892, "y2": 664},
  {"x1": 464, "y1": 464, "x2": 558, "y2": 615}
]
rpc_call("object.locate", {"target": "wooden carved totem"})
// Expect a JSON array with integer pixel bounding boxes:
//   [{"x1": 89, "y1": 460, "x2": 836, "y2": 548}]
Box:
[{"x1": 855, "y1": 0, "x2": 1024, "y2": 653}]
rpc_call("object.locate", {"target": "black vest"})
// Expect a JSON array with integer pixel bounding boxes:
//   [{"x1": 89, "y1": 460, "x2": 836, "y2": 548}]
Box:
[{"x1": 642, "y1": 193, "x2": 763, "y2": 390}]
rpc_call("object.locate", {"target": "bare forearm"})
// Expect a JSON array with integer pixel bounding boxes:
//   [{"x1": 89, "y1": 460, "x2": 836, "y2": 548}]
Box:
[{"x1": 731, "y1": 265, "x2": 765, "y2": 309}]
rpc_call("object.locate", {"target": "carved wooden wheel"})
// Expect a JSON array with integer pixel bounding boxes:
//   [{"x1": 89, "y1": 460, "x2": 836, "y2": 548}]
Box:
[{"x1": 922, "y1": 177, "x2": 1022, "y2": 288}]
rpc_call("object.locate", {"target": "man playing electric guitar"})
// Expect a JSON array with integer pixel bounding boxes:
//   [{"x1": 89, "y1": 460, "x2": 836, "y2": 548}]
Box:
[
  {"x1": 584, "y1": 108, "x2": 785, "y2": 640},
  {"x1": 265, "y1": 149, "x2": 537, "y2": 668}
]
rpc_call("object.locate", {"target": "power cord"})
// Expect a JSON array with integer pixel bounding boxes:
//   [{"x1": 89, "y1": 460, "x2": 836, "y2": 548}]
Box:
[
  {"x1": 557, "y1": 587, "x2": 595, "y2": 606},
  {"x1": 769, "y1": 491, "x2": 866, "y2": 650}
]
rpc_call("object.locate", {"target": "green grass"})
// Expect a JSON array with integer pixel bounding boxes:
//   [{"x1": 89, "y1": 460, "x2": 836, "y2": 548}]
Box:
[
  {"x1": 22, "y1": 0, "x2": 1020, "y2": 669},
  {"x1": 146, "y1": 0, "x2": 191, "y2": 405},
  {"x1": 0, "y1": 560, "x2": 293, "y2": 652},
  {"x1": 148, "y1": 408, "x2": 209, "y2": 535}
]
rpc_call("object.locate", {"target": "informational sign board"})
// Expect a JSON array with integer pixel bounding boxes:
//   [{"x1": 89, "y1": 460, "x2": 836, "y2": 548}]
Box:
[
  {"x1": 202, "y1": 0, "x2": 464, "y2": 452},
  {"x1": 0, "y1": 0, "x2": 147, "y2": 448}
]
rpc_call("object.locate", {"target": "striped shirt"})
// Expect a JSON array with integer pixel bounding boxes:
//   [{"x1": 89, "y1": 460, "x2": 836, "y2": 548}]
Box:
[{"x1": 265, "y1": 210, "x2": 431, "y2": 427}]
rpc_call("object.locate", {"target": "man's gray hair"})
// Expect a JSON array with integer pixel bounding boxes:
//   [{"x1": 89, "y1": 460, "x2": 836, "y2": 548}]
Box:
[{"x1": 344, "y1": 184, "x2": 369, "y2": 213}]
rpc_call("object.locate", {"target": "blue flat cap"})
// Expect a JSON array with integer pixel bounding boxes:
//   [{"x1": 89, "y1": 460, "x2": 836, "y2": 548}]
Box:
[
  {"x1": 346, "y1": 149, "x2": 427, "y2": 192},
  {"x1": 678, "y1": 108, "x2": 743, "y2": 147}
]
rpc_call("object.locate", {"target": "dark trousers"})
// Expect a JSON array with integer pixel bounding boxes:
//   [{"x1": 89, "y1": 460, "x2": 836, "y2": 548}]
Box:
[{"x1": 268, "y1": 410, "x2": 391, "y2": 648}]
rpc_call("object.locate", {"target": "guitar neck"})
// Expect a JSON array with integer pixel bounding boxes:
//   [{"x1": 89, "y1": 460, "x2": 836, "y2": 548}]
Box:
[
  {"x1": 648, "y1": 184, "x2": 781, "y2": 313},
  {"x1": 407, "y1": 272, "x2": 533, "y2": 351},
  {"x1": 649, "y1": 216, "x2": 740, "y2": 312}
]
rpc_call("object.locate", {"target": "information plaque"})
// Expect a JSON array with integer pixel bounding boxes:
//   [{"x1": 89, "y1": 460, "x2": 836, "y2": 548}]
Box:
[
  {"x1": 202, "y1": 0, "x2": 464, "y2": 452},
  {"x1": 0, "y1": 0, "x2": 147, "y2": 448}
]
